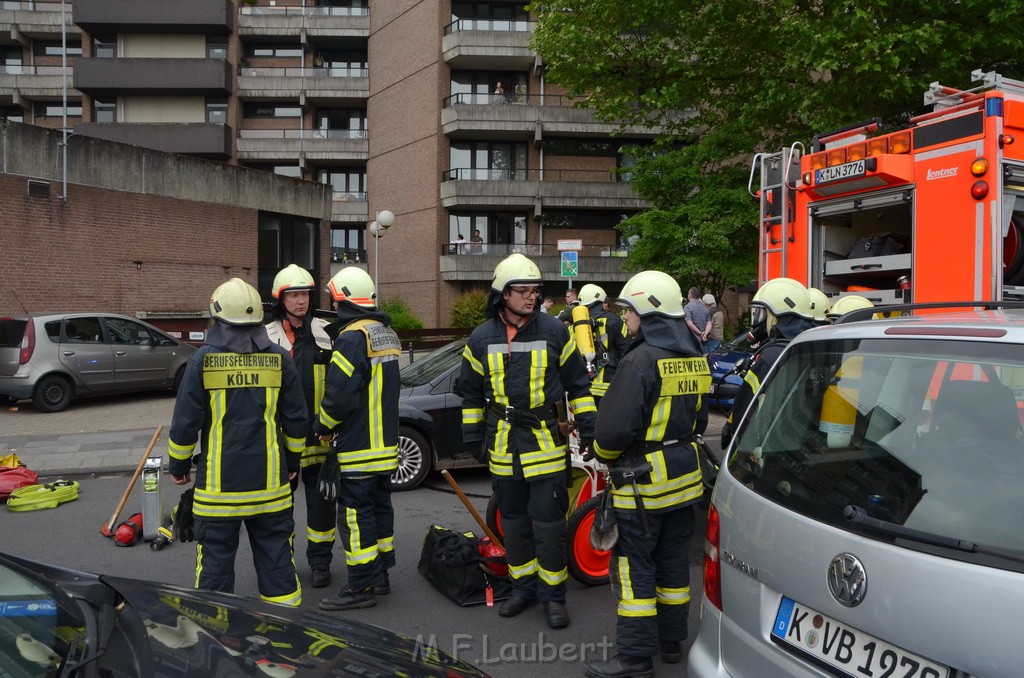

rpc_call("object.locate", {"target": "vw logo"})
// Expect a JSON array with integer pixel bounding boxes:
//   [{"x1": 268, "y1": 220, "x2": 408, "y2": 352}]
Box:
[{"x1": 827, "y1": 553, "x2": 867, "y2": 607}]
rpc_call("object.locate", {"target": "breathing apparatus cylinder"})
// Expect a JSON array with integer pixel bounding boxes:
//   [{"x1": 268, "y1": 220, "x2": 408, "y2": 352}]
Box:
[
  {"x1": 571, "y1": 304, "x2": 596, "y2": 376},
  {"x1": 818, "y1": 356, "x2": 862, "y2": 447}
]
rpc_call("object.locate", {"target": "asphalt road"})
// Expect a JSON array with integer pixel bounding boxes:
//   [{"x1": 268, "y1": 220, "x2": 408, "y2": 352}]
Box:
[{"x1": 1, "y1": 392, "x2": 723, "y2": 677}]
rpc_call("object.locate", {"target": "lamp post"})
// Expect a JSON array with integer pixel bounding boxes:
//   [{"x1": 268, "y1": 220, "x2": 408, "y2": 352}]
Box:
[{"x1": 370, "y1": 209, "x2": 395, "y2": 301}]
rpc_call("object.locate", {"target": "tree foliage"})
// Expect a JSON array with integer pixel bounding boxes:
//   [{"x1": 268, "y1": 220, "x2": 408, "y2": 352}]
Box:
[{"x1": 529, "y1": 0, "x2": 1024, "y2": 296}]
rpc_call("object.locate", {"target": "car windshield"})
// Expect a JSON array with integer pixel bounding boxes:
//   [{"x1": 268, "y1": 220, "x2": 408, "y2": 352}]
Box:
[
  {"x1": 400, "y1": 340, "x2": 465, "y2": 387},
  {"x1": 728, "y1": 337, "x2": 1024, "y2": 563},
  {"x1": 0, "y1": 319, "x2": 26, "y2": 348}
]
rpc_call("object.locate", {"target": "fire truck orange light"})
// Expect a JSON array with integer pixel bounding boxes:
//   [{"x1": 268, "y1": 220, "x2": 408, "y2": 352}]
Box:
[
  {"x1": 847, "y1": 143, "x2": 867, "y2": 161},
  {"x1": 810, "y1": 155, "x2": 827, "y2": 171},
  {"x1": 1000, "y1": 134, "x2": 1015, "y2": 147},
  {"x1": 866, "y1": 138, "x2": 888, "y2": 156},
  {"x1": 970, "y1": 180, "x2": 988, "y2": 199},
  {"x1": 827, "y1": 148, "x2": 847, "y2": 166},
  {"x1": 890, "y1": 133, "x2": 911, "y2": 154},
  {"x1": 970, "y1": 158, "x2": 989, "y2": 176}
]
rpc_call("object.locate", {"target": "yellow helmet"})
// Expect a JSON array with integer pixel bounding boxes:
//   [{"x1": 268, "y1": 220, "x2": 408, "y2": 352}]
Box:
[
  {"x1": 827, "y1": 295, "x2": 874, "y2": 319},
  {"x1": 752, "y1": 278, "x2": 813, "y2": 319},
  {"x1": 271, "y1": 264, "x2": 315, "y2": 299},
  {"x1": 327, "y1": 267, "x2": 376, "y2": 308},
  {"x1": 491, "y1": 253, "x2": 542, "y2": 293},
  {"x1": 578, "y1": 283, "x2": 607, "y2": 305},
  {"x1": 614, "y1": 270, "x2": 684, "y2": 317},
  {"x1": 807, "y1": 288, "x2": 831, "y2": 323},
  {"x1": 210, "y1": 278, "x2": 264, "y2": 326}
]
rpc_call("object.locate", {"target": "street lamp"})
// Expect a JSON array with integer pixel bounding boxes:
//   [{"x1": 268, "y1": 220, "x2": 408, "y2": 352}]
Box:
[{"x1": 370, "y1": 209, "x2": 395, "y2": 301}]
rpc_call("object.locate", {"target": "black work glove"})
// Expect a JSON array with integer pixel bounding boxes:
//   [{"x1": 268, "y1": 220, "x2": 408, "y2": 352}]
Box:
[
  {"x1": 318, "y1": 452, "x2": 341, "y2": 502},
  {"x1": 578, "y1": 437, "x2": 595, "y2": 462},
  {"x1": 174, "y1": 488, "x2": 195, "y2": 543},
  {"x1": 471, "y1": 440, "x2": 489, "y2": 464}
]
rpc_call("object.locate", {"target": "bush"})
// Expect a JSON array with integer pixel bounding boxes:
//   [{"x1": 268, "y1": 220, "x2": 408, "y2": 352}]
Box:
[
  {"x1": 380, "y1": 298, "x2": 424, "y2": 330},
  {"x1": 451, "y1": 290, "x2": 489, "y2": 328}
]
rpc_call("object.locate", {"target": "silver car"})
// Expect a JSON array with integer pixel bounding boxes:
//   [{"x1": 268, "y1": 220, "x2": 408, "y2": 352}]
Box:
[
  {"x1": 0, "y1": 313, "x2": 196, "y2": 412},
  {"x1": 689, "y1": 304, "x2": 1024, "y2": 678}
]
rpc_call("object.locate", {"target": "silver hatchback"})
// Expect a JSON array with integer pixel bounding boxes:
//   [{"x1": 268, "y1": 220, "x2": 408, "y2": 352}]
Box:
[
  {"x1": 0, "y1": 313, "x2": 196, "y2": 412},
  {"x1": 689, "y1": 305, "x2": 1024, "y2": 678}
]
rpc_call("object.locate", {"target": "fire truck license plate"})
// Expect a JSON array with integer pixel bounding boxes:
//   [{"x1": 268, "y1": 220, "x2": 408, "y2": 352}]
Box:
[
  {"x1": 771, "y1": 597, "x2": 948, "y2": 678},
  {"x1": 815, "y1": 160, "x2": 865, "y2": 184}
]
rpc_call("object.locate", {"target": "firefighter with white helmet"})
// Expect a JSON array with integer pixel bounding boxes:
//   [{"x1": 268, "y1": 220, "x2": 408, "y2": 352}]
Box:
[
  {"x1": 168, "y1": 277, "x2": 307, "y2": 606},
  {"x1": 584, "y1": 270, "x2": 710, "y2": 678},
  {"x1": 314, "y1": 266, "x2": 402, "y2": 611},
  {"x1": 264, "y1": 264, "x2": 336, "y2": 589},
  {"x1": 722, "y1": 277, "x2": 816, "y2": 449},
  {"x1": 577, "y1": 283, "x2": 628, "y2": 401},
  {"x1": 827, "y1": 294, "x2": 874, "y2": 320},
  {"x1": 458, "y1": 252, "x2": 596, "y2": 629},
  {"x1": 808, "y1": 287, "x2": 831, "y2": 325}
]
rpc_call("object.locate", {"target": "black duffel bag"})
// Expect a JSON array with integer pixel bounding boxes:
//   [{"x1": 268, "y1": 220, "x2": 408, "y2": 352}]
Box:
[
  {"x1": 846, "y1": 233, "x2": 905, "y2": 259},
  {"x1": 417, "y1": 524, "x2": 512, "y2": 606}
]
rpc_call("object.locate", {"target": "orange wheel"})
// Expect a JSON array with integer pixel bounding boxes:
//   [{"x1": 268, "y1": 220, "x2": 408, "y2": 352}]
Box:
[
  {"x1": 566, "y1": 497, "x2": 610, "y2": 586},
  {"x1": 485, "y1": 494, "x2": 503, "y2": 539}
]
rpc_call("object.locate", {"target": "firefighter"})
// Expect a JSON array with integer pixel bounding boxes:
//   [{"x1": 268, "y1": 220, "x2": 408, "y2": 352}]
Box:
[
  {"x1": 583, "y1": 270, "x2": 709, "y2": 678},
  {"x1": 721, "y1": 277, "x2": 816, "y2": 449},
  {"x1": 577, "y1": 283, "x2": 629, "y2": 402},
  {"x1": 314, "y1": 267, "x2": 401, "y2": 611},
  {"x1": 264, "y1": 264, "x2": 336, "y2": 589},
  {"x1": 827, "y1": 294, "x2": 874, "y2": 321},
  {"x1": 168, "y1": 278, "x2": 307, "y2": 606},
  {"x1": 458, "y1": 253, "x2": 597, "y2": 629},
  {"x1": 807, "y1": 287, "x2": 831, "y2": 326}
]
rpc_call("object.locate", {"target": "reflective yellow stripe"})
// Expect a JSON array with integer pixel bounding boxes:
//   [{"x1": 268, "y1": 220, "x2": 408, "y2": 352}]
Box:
[
  {"x1": 312, "y1": 364, "x2": 327, "y2": 416},
  {"x1": 529, "y1": 348, "x2": 547, "y2": 408},
  {"x1": 193, "y1": 495, "x2": 293, "y2": 518},
  {"x1": 646, "y1": 396, "x2": 670, "y2": 442},
  {"x1": 331, "y1": 352, "x2": 355, "y2": 377},
  {"x1": 343, "y1": 508, "x2": 378, "y2": 565},
  {"x1": 617, "y1": 598, "x2": 657, "y2": 617},
  {"x1": 559, "y1": 336, "x2": 577, "y2": 366},
  {"x1": 261, "y1": 580, "x2": 302, "y2": 608},
  {"x1": 508, "y1": 559, "x2": 538, "y2": 580},
  {"x1": 265, "y1": 387, "x2": 280, "y2": 487},
  {"x1": 462, "y1": 407, "x2": 484, "y2": 425},
  {"x1": 462, "y1": 344, "x2": 484, "y2": 375},
  {"x1": 569, "y1": 395, "x2": 597, "y2": 415},
  {"x1": 656, "y1": 586, "x2": 691, "y2": 605},
  {"x1": 206, "y1": 390, "x2": 226, "y2": 493},
  {"x1": 743, "y1": 369, "x2": 760, "y2": 392},
  {"x1": 300, "y1": 446, "x2": 328, "y2": 468},
  {"x1": 194, "y1": 543, "x2": 204, "y2": 588},
  {"x1": 538, "y1": 566, "x2": 568, "y2": 586},
  {"x1": 368, "y1": 362, "x2": 384, "y2": 450},
  {"x1": 590, "y1": 380, "x2": 609, "y2": 397},
  {"x1": 616, "y1": 556, "x2": 633, "y2": 599},
  {"x1": 168, "y1": 438, "x2": 195, "y2": 460},
  {"x1": 284, "y1": 434, "x2": 304, "y2": 454},
  {"x1": 377, "y1": 536, "x2": 394, "y2": 553},
  {"x1": 308, "y1": 526, "x2": 336, "y2": 543}
]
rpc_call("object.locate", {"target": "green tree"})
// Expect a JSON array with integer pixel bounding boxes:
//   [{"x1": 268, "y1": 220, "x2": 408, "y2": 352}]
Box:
[
  {"x1": 379, "y1": 298, "x2": 424, "y2": 331},
  {"x1": 530, "y1": 0, "x2": 1024, "y2": 296},
  {"x1": 450, "y1": 290, "x2": 489, "y2": 328}
]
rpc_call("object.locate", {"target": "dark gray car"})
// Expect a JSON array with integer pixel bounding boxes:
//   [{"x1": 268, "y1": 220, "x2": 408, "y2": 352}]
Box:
[{"x1": 0, "y1": 313, "x2": 196, "y2": 412}]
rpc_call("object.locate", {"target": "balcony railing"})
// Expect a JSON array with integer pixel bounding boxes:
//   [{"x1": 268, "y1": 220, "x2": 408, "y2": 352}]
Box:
[
  {"x1": 440, "y1": 243, "x2": 631, "y2": 258},
  {"x1": 443, "y1": 18, "x2": 535, "y2": 34},
  {"x1": 238, "y1": 128, "x2": 367, "y2": 139},
  {"x1": 0, "y1": 65, "x2": 70, "y2": 75},
  {"x1": 331, "y1": 191, "x2": 366, "y2": 202},
  {"x1": 0, "y1": 1, "x2": 63, "y2": 9},
  {"x1": 443, "y1": 92, "x2": 585, "y2": 107},
  {"x1": 240, "y1": 5, "x2": 368, "y2": 16},
  {"x1": 443, "y1": 168, "x2": 621, "y2": 182},
  {"x1": 330, "y1": 247, "x2": 367, "y2": 263},
  {"x1": 239, "y1": 66, "x2": 367, "y2": 77}
]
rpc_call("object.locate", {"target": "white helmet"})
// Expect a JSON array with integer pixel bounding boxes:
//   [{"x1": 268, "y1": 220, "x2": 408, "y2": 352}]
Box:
[
  {"x1": 578, "y1": 283, "x2": 607, "y2": 306},
  {"x1": 752, "y1": 278, "x2": 813, "y2": 319},
  {"x1": 210, "y1": 278, "x2": 264, "y2": 326},
  {"x1": 491, "y1": 253, "x2": 542, "y2": 293},
  {"x1": 327, "y1": 267, "x2": 376, "y2": 308},
  {"x1": 271, "y1": 264, "x2": 315, "y2": 299},
  {"x1": 614, "y1": 271, "x2": 684, "y2": 317},
  {"x1": 807, "y1": 288, "x2": 831, "y2": 323},
  {"x1": 827, "y1": 294, "x2": 874, "y2": 319}
]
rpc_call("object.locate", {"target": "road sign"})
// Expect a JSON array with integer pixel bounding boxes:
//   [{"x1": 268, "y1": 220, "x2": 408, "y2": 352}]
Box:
[
  {"x1": 557, "y1": 239, "x2": 582, "y2": 252},
  {"x1": 561, "y1": 251, "x2": 579, "y2": 278}
]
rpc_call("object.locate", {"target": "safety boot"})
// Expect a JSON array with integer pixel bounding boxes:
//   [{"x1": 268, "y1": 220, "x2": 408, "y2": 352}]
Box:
[
  {"x1": 310, "y1": 563, "x2": 331, "y2": 588},
  {"x1": 318, "y1": 587, "x2": 376, "y2": 611},
  {"x1": 660, "y1": 640, "x2": 683, "y2": 663},
  {"x1": 374, "y1": 570, "x2": 390, "y2": 596},
  {"x1": 543, "y1": 601, "x2": 570, "y2": 629},
  {"x1": 584, "y1": 654, "x2": 654, "y2": 678},
  {"x1": 497, "y1": 595, "x2": 536, "y2": 618}
]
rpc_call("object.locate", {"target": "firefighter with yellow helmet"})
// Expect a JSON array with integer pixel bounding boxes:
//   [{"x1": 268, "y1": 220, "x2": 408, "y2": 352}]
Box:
[
  {"x1": 584, "y1": 270, "x2": 710, "y2": 678},
  {"x1": 827, "y1": 294, "x2": 875, "y2": 320},
  {"x1": 458, "y1": 253, "x2": 597, "y2": 629},
  {"x1": 313, "y1": 266, "x2": 402, "y2": 612},
  {"x1": 264, "y1": 264, "x2": 336, "y2": 589},
  {"x1": 807, "y1": 287, "x2": 831, "y2": 325},
  {"x1": 577, "y1": 283, "x2": 629, "y2": 401},
  {"x1": 721, "y1": 277, "x2": 816, "y2": 449},
  {"x1": 168, "y1": 277, "x2": 307, "y2": 607}
]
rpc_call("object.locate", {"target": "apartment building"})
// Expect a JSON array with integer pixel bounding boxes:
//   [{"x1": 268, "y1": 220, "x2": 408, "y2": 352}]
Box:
[{"x1": 1, "y1": 0, "x2": 657, "y2": 326}]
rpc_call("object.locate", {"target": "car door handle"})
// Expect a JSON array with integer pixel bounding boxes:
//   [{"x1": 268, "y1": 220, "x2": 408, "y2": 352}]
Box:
[
  {"x1": 115, "y1": 351, "x2": 127, "y2": 356},
  {"x1": 63, "y1": 350, "x2": 75, "y2": 356}
]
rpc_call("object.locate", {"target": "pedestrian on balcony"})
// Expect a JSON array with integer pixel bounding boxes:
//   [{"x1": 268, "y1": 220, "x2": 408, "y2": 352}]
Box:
[
  {"x1": 492, "y1": 80, "x2": 506, "y2": 105},
  {"x1": 470, "y1": 229, "x2": 485, "y2": 254},
  {"x1": 450, "y1": 233, "x2": 467, "y2": 255}
]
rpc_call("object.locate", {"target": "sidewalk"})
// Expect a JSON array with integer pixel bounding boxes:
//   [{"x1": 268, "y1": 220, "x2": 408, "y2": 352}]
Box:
[{"x1": 0, "y1": 428, "x2": 168, "y2": 477}]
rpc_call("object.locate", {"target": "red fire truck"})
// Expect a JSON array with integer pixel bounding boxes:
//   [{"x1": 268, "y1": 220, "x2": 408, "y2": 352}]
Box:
[{"x1": 750, "y1": 69, "x2": 1024, "y2": 306}]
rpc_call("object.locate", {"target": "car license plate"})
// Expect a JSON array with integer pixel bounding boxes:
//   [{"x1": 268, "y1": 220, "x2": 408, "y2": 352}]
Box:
[
  {"x1": 815, "y1": 159, "x2": 866, "y2": 185},
  {"x1": 771, "y1": 597, "x2": 948, "y2": 678}
]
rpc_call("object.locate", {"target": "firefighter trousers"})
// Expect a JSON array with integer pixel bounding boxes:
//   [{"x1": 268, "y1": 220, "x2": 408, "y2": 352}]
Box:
[
  {"x1": 494, "y1": 475, "x2": 569, "y2": 603},
  {"x1": 610, "y1": 505, "x2": 695, "y2": 657},
  {"x1": 336, "y1": 473, "x2": 395, "y2": 589},
  {"x1": 194, "y1": 510, "x2": 302, "y2": 607},
  {"x1": 299, "y1": 462, "x2": 336, "y2": 566}
]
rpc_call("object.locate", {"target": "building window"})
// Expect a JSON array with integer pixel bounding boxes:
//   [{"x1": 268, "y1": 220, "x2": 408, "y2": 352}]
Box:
[
  {"x1": 448, "y1": 141, "x2": 527, "y2": 180},
  {"x1": 0, "y1": 106, "x2": 24, "y2": 123},
  {"x1": 244, "y1": 43, "x2": 304, "y2": 59},
  {"x1": 1, "y1": 46, "x2": 22, "y2": 70},
  {"x1": 318, "y1": 168, "x2": 366, "y2": 201},
  {"x1": 93, "y1": 36, "x2": 116, "y2": 58},
  {"x1": 450, "y1": 71, "x2": 527, "y2": 105},
  {"x1": 449, "y1": 212, "x2": 527, "y2": 255},
  {"x1": 32, "y1": 41, "x2": 82, "y2": 57},
  {"x1": 93, "y1": 99, "x2": 116, "y2": 123},
  {"x1": 450, "y1": 2, "x2": 530, "y2": 31},
  {"x1": 317, "y1": 50, "x2": 368, "y2": 77},
  {"x1": 206, "y1": 39, "x2": 227, "y2": 60},
  {"x1": 206, "y1": 99, "x2": 228, "y2": 124},
  {"x1": 331, "y1": 227, "x2": 365, "y2": 263},
  {"x1": 243, "y1": 103, "x2": 302, "y2": 119},
  {"x1": 316, "y1": 108, "x2": 367, "y2": 138},
  {"x1": 258, "y1": 212, "x2": 320, "y2": 300},
  {"x1": 33, "y1": 102, "x2": 82, "y2": 118}
]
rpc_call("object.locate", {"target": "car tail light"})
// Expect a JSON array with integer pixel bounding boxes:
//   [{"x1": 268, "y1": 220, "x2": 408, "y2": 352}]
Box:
[
  {"x1": 20, "y1": 321, "x2": 35, "y2": 365},
  {"x1": 704, "y1": 502, "x2": 722, "y2": 611}
]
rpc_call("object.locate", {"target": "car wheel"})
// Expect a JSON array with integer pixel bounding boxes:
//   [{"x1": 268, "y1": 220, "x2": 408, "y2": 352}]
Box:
[
  {"x1": 390, "y1": 427, "x2": 432, "y2": 491},
  {"x1": 172, "y1": 367, "x2": 186, "y2": 395},
  {"x1": 566, "y1": 496, "x2": 611, "y2": 586},
  {"x1": 32, "y1": 375, "x2": 72, "y2": 413}
]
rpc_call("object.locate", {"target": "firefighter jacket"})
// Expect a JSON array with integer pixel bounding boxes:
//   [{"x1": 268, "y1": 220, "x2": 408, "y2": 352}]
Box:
[
  {"x1": 593, "y1": 315, "x2": 711, "y2": 513},
  {"x1": 459, "y1": 309, "x2": 597, "y2": 481},
  {"x1": 313, "y1": 307, "x2": 401, "y2": 475},
  {"x1": 266, "y1": 315, "x2": 332, "y2": 466},
  {"x1": 587, "y1": 303, "x2": 629, "y2": 398},
  {"x1": 168, "y1": 323, "x2": 307, "y2": 519}
]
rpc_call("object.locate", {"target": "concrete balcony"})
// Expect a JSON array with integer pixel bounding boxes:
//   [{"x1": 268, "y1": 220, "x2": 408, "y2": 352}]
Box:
[
  {"x1": 330, "y1": 192, "x2": 369, "y2": 223},
  {"x1": 2, "y1": 2, "x2": 81, "y2": 41},
  {"x1": 237, "y1": 5, "x2": 369, "y2": 38},
  {"x1": 440, "y1": 245, "x2": 633, "y2": 283},
  {"x1": 74, "y1": 122, "x2": 232, "y2": 158},
  {"x1": 74, "y1": 0, "x2": 233, "y2": 33},
  {"x1": 0, "y1": 65, "x2": 72, "y2": 103},
  {"x1": 236, "y1": 67, "x2": 368, "y2": 105},
  {"x1": 74, "y1": 58, "x2": 232, "y2": 96},
  {"x1": 440, "y1": 170, "x2": 649, "y2": 212},
  {"x1": 235, "y1": 128, "x2": 367, "y2": 162},
  {"x1": 442, "y1": 20, "x2": 535, "y2": 69}
]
